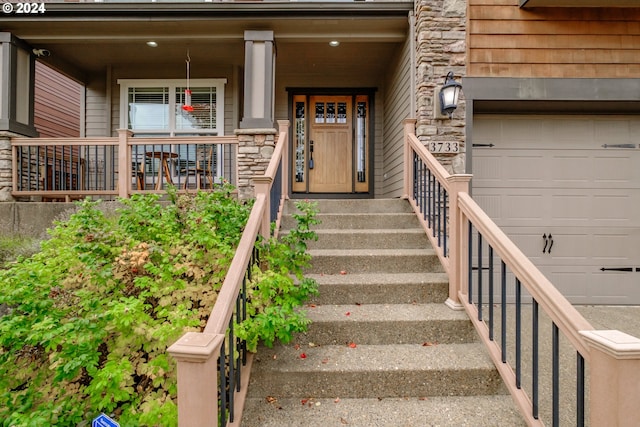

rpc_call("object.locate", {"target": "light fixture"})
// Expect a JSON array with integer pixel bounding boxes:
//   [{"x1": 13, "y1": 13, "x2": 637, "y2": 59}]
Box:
[
  {"x1": 329, "y1": 40, "x2": 340, "y2": 47},
  {"x1": 438, "y1": 71, "x2": 462, "y2": 118},
  {"x1": 146, "y1": 41, "x2": 158, "y2": 48}
]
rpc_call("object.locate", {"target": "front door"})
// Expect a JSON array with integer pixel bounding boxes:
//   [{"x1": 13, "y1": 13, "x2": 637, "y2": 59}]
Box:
[{"x1": 291, "y1": 94, "x2": 370, "y2": 194}]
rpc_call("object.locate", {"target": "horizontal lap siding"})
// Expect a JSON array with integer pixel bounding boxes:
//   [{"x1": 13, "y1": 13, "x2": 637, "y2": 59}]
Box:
[
  {"x1": 34, "y1": 61, "x2": 81, "y2": 137},
  {"x1": 469, "y1": 0, "x2": 640, "y2": 78}
]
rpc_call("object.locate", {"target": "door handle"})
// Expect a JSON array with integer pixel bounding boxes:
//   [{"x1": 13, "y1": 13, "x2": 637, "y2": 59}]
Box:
[
  {"x1": 309, "y1": 140, "x2": 314, "y2": 169},
  {"x1": 542, "y1": 234, "x2": 554, "y2": 254}
]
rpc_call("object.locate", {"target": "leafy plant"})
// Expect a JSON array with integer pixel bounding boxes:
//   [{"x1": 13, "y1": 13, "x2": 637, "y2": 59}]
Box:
[
  {"x1": 0, "y1": 187, "x2": 251, "y2": 427},
  {"x1": 237, "y1": 200, "x2": 320, "y2": 352}
]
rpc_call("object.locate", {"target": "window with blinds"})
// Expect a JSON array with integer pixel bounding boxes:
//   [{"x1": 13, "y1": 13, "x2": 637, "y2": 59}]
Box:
[{"x1": 118, "y1": 79, "x2": 226, "y2": 136}]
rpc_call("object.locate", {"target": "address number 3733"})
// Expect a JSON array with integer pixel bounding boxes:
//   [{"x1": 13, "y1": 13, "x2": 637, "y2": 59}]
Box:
[{"x1": 428, "y1": 142, "x2": 459, "y2": 153}]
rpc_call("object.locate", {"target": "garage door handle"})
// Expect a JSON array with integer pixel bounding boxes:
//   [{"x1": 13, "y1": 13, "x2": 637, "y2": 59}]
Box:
[
  {"x1": 542, "y1": 234, "x2": 554, "y2": 254},
  {"x1": 600, "y1": 267, "x2": 640, "y2": 272}
]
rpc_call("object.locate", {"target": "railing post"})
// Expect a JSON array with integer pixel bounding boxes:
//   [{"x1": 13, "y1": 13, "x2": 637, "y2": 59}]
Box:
[
  {"x1": 168, "y1": 332, "x2": 224, "y2": 427},
  {"x1": 253, "y1": 176, "x2": 272, "y2": 239},
  {"x1": 402, "y1": 119, "x2": 417, "y2": 199},
  {"x1": 445, "y1": 174, "x2": 472, "y2": 310},
  {"x1": 117, "y1": 129, "x2": 132, "y2": 198},
  {"x1": 277, "y1": 120, "x2": 290, "y2": 202},
  {"x1": 580, "y1": 330, "x2": 640, "y2": 426}
]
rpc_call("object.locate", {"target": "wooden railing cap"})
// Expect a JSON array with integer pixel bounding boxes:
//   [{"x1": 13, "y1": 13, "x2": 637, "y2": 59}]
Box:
[
  {"x1": 580, "y1": 330, "x2": 640, "y2": 359},
  {"x1": 167, "y1": 332, "x2": 224, "y2": 363}
]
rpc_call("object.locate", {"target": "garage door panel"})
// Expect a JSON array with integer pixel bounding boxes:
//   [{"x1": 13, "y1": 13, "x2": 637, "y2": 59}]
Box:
[{"x1": 473, "y1": 115, "x2": 640, "y2": 305}]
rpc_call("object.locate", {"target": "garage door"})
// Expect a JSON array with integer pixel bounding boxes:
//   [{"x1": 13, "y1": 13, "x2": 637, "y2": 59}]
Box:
[{"x1": 472, "y1": 115, "x2": 640, "y2": 305}]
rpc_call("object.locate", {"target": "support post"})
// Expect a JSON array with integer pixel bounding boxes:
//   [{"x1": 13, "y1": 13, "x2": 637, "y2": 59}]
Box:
[
  {"x1": 277, "y1": 120, "x2": 290, "y2": 203},
  {"x1": 117, "y1": 129, "x2": 132, "y2": 198},
  {"x1": 445, "y1": 174, "x2": 472, "y2": 310},
  {"x1": 168, "y1": 332, "x2": 224, "y2": 427},
  {"x1": 253, "y1": 176, "x2": 272, "y2": 239},
  {"x1": 580, "y1": 330, "x2": 640, "y2": 427},
  {"x1": 402, "y1": 118, "x2": 417, "y2": 199}
]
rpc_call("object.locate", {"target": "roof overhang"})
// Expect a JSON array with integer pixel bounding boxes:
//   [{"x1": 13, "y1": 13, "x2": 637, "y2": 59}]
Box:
[
  {"x1": 520, "y1": 0, "x2": 640, "y2": 6},
  {"x1": 0, "y1": 2, "x2": 413, "y2": 83}
]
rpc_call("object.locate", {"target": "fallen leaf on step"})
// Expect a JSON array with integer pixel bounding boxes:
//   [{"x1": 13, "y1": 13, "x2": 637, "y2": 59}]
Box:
[
  {"x1": 301, "y1": 399, "x2": 308, "y2": 405},
  {"x1": 266, "y1": 396, "x2": 278, "y2": 404},
  {"x1": 419, "y1": 397, "x2": 428, "y2": 401},
  {"x1": 348, "y1": 342, "x2": 357, "y2": 348},
  {"x1": 345, "y1": 312, "x2": 351, "y2": 316},
  {"x1": 308, "y1": 342, "x2": 317, "y2": 347},
  {"x1": 334, "y1": 397, "x2": 341, "y2": 403},
  {"x1": 340, "y1": 417, "x2": 349, "y2": 424},
  {"x1": 355, "y1": 302, "x2": 361, "y2": 306},
  {"x1": 422, "y1": 341, "x2": 438, "y2": 346},
  {"x1": 340, "y1": 270, "x2": 347, "y2": 275},
  {"x1": 309, "y1": 304, "x2": 317, "y2": 308},
  {"x1": 300, "y1": 353, "x2": 307, "y2": 359},
  {"x1": 321, "y1": 358, "x2": 330, "y2": 364},
  {"x1": 294, "y1": 343, "x2": 300, "y2": 350}
]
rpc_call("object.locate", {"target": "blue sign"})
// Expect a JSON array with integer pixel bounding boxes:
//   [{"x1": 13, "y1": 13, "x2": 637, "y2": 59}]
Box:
[{"x1": 92, "y1": 413, "x2": 120, "y2": 427}]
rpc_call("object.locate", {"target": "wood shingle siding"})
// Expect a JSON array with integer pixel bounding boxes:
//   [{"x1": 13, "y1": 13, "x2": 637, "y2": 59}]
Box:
[
  {"x1": 469, "y1": 1, "x2": 640, "y2": 78},
  {"x1": 34, "y1": 61, "x2": 81, "y2": 138}
]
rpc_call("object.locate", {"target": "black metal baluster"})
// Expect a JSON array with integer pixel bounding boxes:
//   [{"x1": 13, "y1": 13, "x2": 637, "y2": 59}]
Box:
[
  {"x1": 552, "y1": 323, "x2": 560, "y2": 427},
  {"x1": 436, "y1": 181, "x2": 442, "y2": 245},
  {"x1": 577, "y1": 352, "x2": 585, "y2": 427},
  {"x1": 532, "y1": 298, "x2": 539, "y2": 419},
  {"x1": 443, "y1": 190, "x2": 448, "y2": 257},
  {"x1": 468, "y1": 222, "x2": 473, "y2": 304},
  {"x1": 516, "y1": 278, "x2": 522, "y2": 389},
  {"x1": 488, "y1": 246, "x2": 494, "y2": 341},
  {"x1": 501, "y1": 260, "x2": 507, "y2": 363},
  {"x1": 228, "y1": 318, "x2": 235, "y2": 423},
  {"x1": 219, "y1": 337, "x2": 228, "y2": 425},
  {"x1": 477, "y1": 233, "x2": 483, "y2": 317},
  {"x1": 430, "y1": 171, "x2": 436, "y2": 234}
]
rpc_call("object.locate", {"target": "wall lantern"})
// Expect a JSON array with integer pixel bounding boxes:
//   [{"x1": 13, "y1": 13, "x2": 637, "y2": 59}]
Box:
[{"x1": 438, "y1": 71, "x2": 462, "y2": 118}]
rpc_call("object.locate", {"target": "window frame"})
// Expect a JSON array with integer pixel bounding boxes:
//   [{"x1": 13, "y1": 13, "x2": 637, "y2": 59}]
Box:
[{"x1": 117, "y1": 78, "x2": 227, "y2": 136}]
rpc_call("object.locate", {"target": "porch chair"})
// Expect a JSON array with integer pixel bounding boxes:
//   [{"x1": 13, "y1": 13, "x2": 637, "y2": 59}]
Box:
[{"x1": 179, "y1": 145, "x2": 215, "y2": 190}]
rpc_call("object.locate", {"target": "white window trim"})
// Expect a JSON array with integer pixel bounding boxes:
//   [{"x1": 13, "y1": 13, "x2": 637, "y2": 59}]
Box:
[{"x1": 117, "y1": 78, "x2": 227, "y2": 136}]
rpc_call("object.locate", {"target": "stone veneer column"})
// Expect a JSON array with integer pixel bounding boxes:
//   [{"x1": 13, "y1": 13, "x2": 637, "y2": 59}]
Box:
[
  {"x1": 0, "y1": 134, "x2": 14, "y2": 201},
  {"x1": 415, "y1": 0, "x2": 467, "y2": 174},
  {"x1": 235, "y1": 128, "x2": 277, "y2": 201}
]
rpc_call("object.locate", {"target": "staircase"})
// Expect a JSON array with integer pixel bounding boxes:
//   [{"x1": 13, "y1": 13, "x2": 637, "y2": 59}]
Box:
[{"x1": 241, "y1": 199, "x2": 524, "y2": 426}]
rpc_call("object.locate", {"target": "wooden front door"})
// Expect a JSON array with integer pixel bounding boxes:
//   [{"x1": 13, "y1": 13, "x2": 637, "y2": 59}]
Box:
[{"x1": 291, "y1": 94, "x2": 370, "y2": 194}]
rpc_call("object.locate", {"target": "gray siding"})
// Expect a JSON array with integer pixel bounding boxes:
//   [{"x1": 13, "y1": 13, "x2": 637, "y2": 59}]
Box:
[{"x1": 381, "y1": 36, "x2": 412, "y2": 198}]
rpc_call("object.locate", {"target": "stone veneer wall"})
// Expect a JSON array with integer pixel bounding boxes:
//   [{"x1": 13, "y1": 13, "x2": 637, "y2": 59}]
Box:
[
  {"x1": 0, "y1": 135, "x2": 14, "y2": 202},
  {"x1": 235, "y1": 128, "x2": 277, "y2": 200},
  {"x1": 415, "y1": 0, "x2": 467, "y2": 174}
]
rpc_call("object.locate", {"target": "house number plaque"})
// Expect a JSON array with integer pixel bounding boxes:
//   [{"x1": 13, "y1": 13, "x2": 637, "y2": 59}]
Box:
[{"x1": 428, "y1": 141, "x2": 460, "y2": 153}]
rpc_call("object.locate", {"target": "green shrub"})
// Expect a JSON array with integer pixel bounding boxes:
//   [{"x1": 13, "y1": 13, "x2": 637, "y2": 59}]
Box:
[
  {"x1": 0, "y1": 187, "x2": 319, "y2": 427},
  {"x1": 0, "y1": 187, "x2": 254, "y2": 427}
]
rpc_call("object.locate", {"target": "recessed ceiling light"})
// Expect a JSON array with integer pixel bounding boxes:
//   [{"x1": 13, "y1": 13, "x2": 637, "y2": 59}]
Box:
[
  {"x1": 146, "y1": 41, "x2": 158, "y2": 48},
  {"x1": 329, "y1": 40, "x2": 340, "y2": 47}
]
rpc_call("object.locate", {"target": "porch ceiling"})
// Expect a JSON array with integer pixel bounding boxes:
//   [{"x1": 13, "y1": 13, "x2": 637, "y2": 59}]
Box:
[{"x1": 0, "y1": 2, "x2": 411, "y2": 83}]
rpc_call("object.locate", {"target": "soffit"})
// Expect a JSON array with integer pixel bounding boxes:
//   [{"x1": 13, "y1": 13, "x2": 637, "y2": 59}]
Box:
[{"x1": 0, "y1": 2, "x2": 411, "y2": 81}]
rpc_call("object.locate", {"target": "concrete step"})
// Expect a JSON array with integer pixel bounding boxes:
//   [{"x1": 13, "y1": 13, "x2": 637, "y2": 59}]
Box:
[
  {"x1": 281, "y1": 212, "x2": 421, "y2": 230},
  {"x1": 285, "y1": 198, "x2": 414, "y2": 215},
  {"x1": 308, "y1": 272, "x2": 449, "y2": 305},
  {"x1": 307, "y1": 248, "x2": 444, "y2": 275},
  {"x1": 247, "y1": 343, "x2": 505, "y2": 399},
  {"x1": 242, "y1": 395, "x2": 526, "y2": 427},
  {"x1": 301, "y1": 303, "x2": 477, "y2": 345},
  {"x1": 306, "y1": 228, "x2": 430, "y2": 250}
]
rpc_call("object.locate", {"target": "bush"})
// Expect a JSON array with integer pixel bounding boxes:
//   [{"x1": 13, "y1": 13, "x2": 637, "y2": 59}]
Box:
[{"x1": 0, "y1": 186, "x2": 265, "y2": 427}]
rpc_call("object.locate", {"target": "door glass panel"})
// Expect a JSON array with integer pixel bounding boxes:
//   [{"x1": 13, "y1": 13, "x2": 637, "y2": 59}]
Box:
[
  {"x1": 356, "y1": 101, "x2": 367, "y2": 182},
  {"x1": 295, "y1": 101, "x2": 306, "y2": 183},
  {"x1": 337, "y1": 102, "x2": 347, "y2": 124},
  {"x1": 315, "y1": 102, "x2": 325, "y2": 123},
  {"x1": 326, "y1": 102, "x2": 336, "y2": 124}
]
